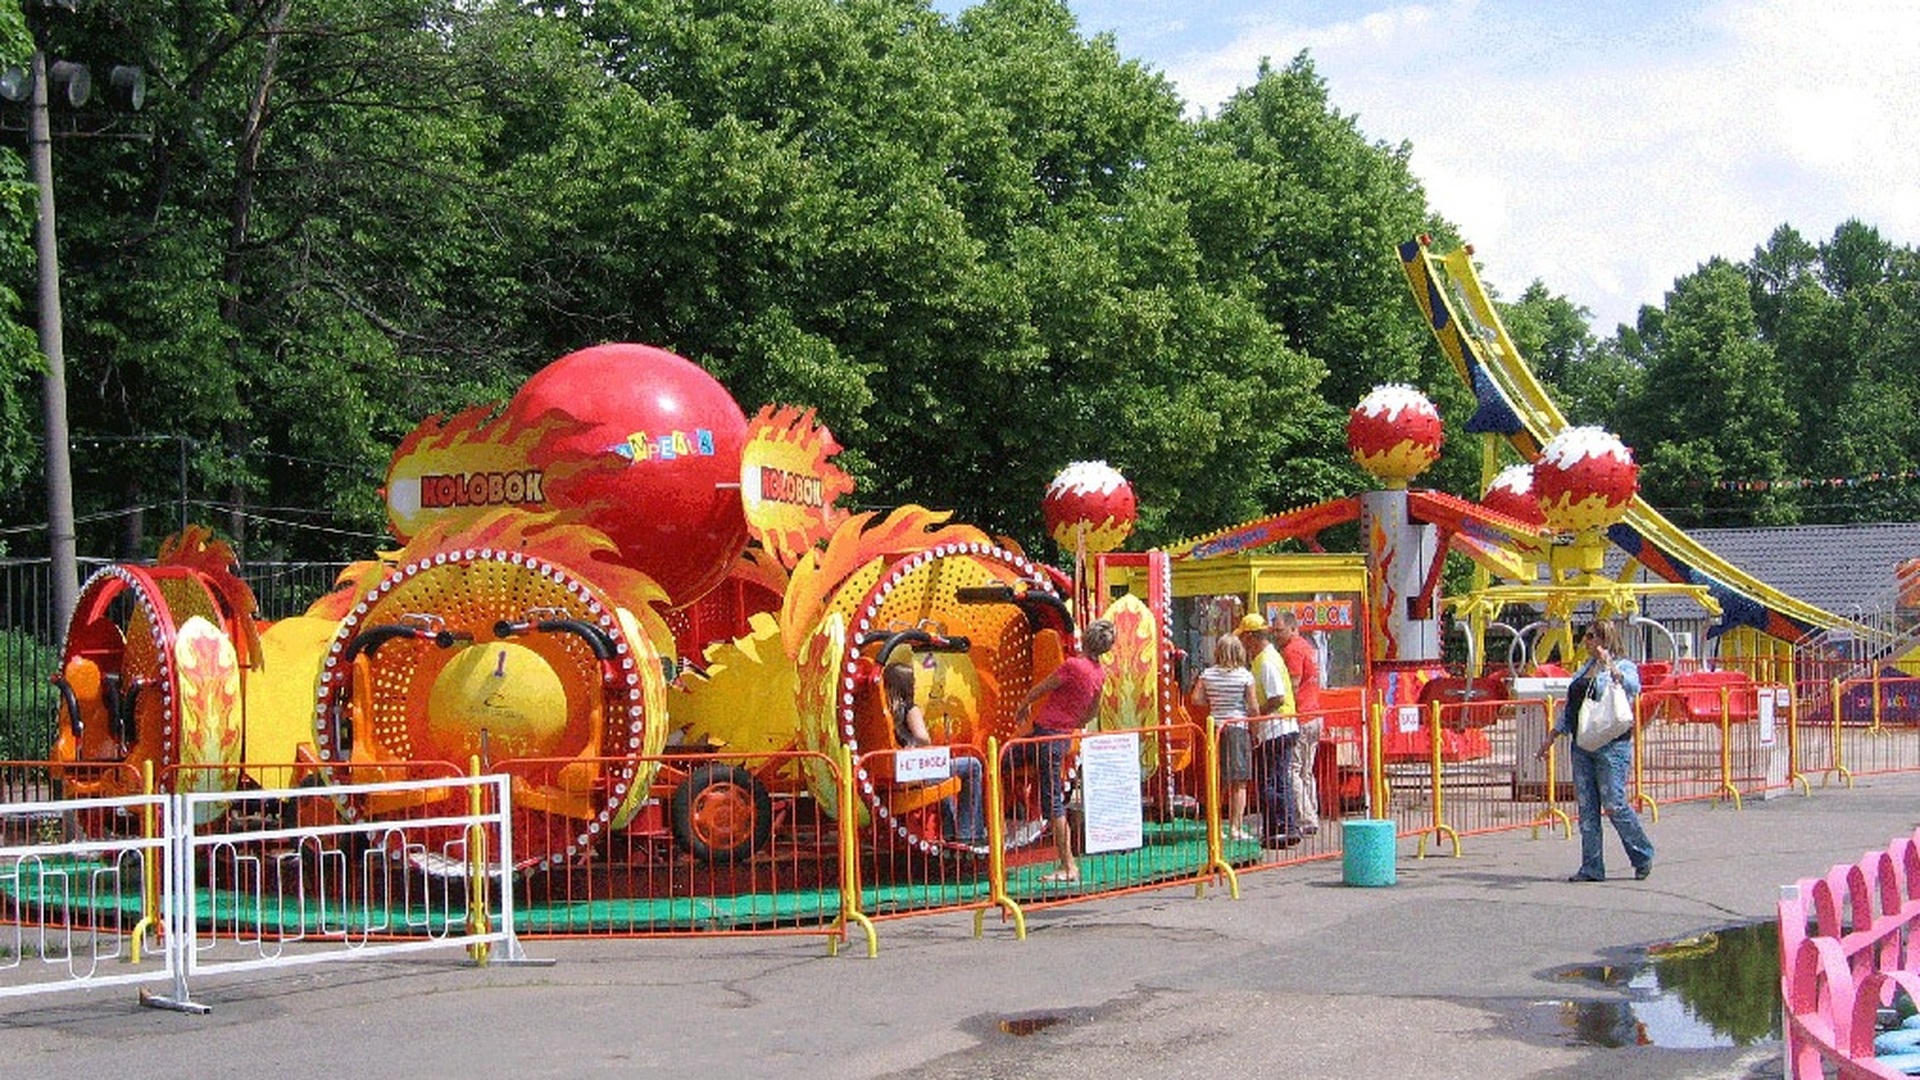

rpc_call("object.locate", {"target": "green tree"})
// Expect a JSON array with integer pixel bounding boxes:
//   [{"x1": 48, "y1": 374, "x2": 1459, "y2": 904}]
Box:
[
  {"x1": 536, "y1": 0, "x2": 1328, "y2": 548},
  {"x1": 1499, "y1": 279, "x2": 1647, "y2": 432},
  {"x1": 1196, "y1": 54, "x2": 1467, "y2": 508},
  {"x1": 1738, "y1": 221, "x2": 1920, "y2": 523},
  {"x1": 27, "y1": 0, "x2": 562, "y2": 560},
  {"x1": 0, "y1": 627, "x2": 55, "y2": 758},
  {"x1": 1822, "y1": 242, "x2": 1920, "y2": 521},
  {"x1": 1748, "y1": 224, "x2": 1849, "y2": 515},
  {"x1": 0, "y1": 150, "x2": 39, "y2": 524},
  {"x1": 1620, "y1": 258, "x2": 1795, "y2": 526},
  {"x1": 0, "y1": 7, "x2": 53, "y2": 545}
]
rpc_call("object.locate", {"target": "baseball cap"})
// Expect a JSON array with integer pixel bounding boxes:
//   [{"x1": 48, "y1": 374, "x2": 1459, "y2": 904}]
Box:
[{"x1": 1236, "y1": 614, "x2": 1268, "y2": 633}]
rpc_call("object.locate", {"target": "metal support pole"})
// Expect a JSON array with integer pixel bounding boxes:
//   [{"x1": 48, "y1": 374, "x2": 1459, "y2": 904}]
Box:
[{"x1": 28, "y1": 45, "x2": 79, "y2": 634}]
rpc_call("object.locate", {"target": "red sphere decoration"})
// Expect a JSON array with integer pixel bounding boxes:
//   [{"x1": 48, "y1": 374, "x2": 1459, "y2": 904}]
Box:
[
  {"x1": 1533, "y1": 426, "x2": 1639, "y2": 533},
  {"x1": 1348, "y1": 385, "x2": 1444, "y2": 486},
  {"x1": 504, "y1": 344, "x2": 750, "y2": 606},
  {"x1": 1481, "y1": 463, "x2": 1545, "y2": 526},
  {"x1": 1042, "y1": 461, "x2": 1137, "y2": 554}
]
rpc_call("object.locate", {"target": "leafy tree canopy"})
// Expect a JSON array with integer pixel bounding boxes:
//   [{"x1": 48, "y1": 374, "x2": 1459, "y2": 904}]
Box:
[{"x1": 0, "y1": 0, "x2": 1913, "y2": 571}]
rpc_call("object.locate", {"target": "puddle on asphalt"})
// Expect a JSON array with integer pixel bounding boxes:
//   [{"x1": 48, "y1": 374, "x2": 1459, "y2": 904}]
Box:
[{"x1": 1530, "y1": 921, "x2": 1781, "y2": 1049}]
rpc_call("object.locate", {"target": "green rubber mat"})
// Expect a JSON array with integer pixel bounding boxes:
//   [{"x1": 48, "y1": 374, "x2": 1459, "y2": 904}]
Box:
[{"x1": 4, "y1": 821, "x2": 1249, "y2": 936}]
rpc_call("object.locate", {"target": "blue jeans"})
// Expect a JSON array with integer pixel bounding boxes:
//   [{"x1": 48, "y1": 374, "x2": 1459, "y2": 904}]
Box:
[
  {"x1": 1569, "y1": 736, "x2": 1654, "y2": 878},
  {"x1": 1014, "y1": 736, "x2": 1072, "y2": 820},
  {"x1": 942, "y1": 755, "x2": 985, "y2": 843},
  {"x1": 1255, "y1": 734, "x2": 1299, "y2": 839}
]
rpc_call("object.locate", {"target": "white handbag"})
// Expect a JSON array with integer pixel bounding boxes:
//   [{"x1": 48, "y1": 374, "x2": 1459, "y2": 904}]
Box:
[{"x1": 1575, "y1": 679, "x2": 1635, "y2": 751}]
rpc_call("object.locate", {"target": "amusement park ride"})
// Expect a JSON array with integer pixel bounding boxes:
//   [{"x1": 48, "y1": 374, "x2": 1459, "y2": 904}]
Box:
[{"x1": 44, "y1": 240, "x2": 1874, "y2": 875}]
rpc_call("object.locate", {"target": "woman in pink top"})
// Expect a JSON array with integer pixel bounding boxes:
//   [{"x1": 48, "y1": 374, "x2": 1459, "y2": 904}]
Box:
[{"x1": 1014, "y1": 618, "x2": 1117, "y2": 884}]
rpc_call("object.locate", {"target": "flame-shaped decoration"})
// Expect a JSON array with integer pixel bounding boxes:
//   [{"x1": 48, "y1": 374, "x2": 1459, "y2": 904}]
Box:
[
  {"x1": 384, "y1": 403, "x2": 569, "y2": 541},
  {"x1": 740, "y1": 404, "x2": 856, "y2": 568},
  {"x1": 610, "y1": 606, "x2": 669, "y2": 830},
  {"x1": 307, "y1": 509, "x2": 676, "y2": 656},
  {"x1": 307, "y1": 555, "x2": 398, "y2": 622},
  {"x1": 173, "y1": 615, "x2": 242, "y2": 823},
  {"x1": 792, "y1": 612, "x2": 848, "y2": 818},
  {"x1": 1093, "y1": 594, "x2": 1160, "y2": 777},
  {"x1": 779, "y1": 505, "x2": 995, "y2": 659},
  {"x1": 1368, "y1": 514, "x2": 1400, "y2": 658},
  {"x1": 156, "y1": 526, "x2": 264, "y2": 668}
]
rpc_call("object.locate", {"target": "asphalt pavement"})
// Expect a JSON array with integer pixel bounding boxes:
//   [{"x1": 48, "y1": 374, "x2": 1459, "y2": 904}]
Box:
[{"x1": 6, "y1": 772, "x2": 1919, "y2": 1080}]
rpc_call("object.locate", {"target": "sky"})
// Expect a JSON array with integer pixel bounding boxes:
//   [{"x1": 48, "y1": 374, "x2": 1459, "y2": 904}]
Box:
[{"x1": 932, "y1": 0, "x2": 1920, "y2": 333}]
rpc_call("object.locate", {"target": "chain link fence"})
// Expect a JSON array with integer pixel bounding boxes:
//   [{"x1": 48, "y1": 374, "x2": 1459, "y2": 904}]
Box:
[{"x1": 0, "y1": 557, "x2": 349, "y2": 762}]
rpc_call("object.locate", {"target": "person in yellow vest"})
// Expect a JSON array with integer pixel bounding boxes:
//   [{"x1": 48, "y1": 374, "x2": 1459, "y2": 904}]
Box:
[{"x1": 1238, "y1": 614, "x2": 1300, "y2": 849}]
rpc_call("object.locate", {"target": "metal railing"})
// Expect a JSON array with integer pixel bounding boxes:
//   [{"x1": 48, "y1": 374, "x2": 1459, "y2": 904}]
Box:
[
  {"x1": 1, "y1": 770, "x2": 534, "y2": 1011},
  {"x1": 0, "y1": 789, "x2": 176, "y2": 1000},
  {"x1": 0, "y1": 556, "x2": 351, "y2": 769}
]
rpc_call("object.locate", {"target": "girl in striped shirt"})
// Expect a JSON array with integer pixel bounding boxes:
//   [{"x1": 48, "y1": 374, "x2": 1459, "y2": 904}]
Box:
[{"x1": 1188, "y1": 633, "x2": 1260, "y2": 842}]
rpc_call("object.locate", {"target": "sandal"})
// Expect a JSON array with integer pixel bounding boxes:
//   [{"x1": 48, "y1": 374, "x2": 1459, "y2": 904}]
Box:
[{"x1": 1037, "y1": 870, "x2": 1080, "y2": 884}]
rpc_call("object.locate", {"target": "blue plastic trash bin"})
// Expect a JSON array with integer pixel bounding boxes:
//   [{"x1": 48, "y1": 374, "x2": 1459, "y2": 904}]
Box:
[{"x1": 1342, "y1": 818, "x2": 1397, "y2": 887}]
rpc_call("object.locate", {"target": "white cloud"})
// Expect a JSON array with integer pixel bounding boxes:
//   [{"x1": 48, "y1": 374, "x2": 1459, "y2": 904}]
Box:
[{"x1": 1145, "y1": 0, "x2": 1920, "y2": 330}]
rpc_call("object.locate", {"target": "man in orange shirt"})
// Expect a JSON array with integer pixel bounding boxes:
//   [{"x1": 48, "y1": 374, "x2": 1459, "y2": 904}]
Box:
[{"x1": 1273, "y1": 610, "x2": 1324, "y2": 835}]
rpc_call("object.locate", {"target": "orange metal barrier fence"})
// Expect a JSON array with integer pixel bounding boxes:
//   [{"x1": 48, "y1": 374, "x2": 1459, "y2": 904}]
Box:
[
  {"x1": 0, "y1": 760, "x2": 144, "y2": 844},
  {"x1": 496, "y1": 748, "x2": 852, "y2": 946},
  {"x1": 1393, "y1": 695, "x2": 1567, "y2": 856},
  {"x1": 984, "y1": 724, "x2": 1220, "y2": 919},
  {"x1": 1808, "y1": 677, "x2": 1920, "y2": 781},
  {"x1": 38, "y1": 669, "x2": 1920, "y2": 954}
]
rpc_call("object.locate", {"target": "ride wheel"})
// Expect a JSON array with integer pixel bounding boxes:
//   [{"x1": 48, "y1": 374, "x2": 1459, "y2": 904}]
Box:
[
  {"x1": 313, "y1": 546, "x2": 669, "y2": 871},
  {"x1": 669, "y1": 762, "x2": 773, "y2": 864},
  {"x1": 52, "y1": 565, "x2": 232, "y2": 802},
  {"x1": 818, "y1": 541, "x2": 1075, "y2": 856}
]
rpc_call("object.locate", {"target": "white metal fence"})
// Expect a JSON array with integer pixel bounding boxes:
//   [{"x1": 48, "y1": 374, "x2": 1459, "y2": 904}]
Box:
[
  {"x1": 1, "y1": 774, "x2": 536, "y2": 1013},
  {"x1": 0, "y1": 790, "x2": 176, "y2": 999}
]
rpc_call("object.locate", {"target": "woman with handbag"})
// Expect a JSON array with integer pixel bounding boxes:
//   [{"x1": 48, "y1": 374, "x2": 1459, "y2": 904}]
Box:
[{"x1": 1533, "y1": 619, "x2": 1655, "y2": 882}]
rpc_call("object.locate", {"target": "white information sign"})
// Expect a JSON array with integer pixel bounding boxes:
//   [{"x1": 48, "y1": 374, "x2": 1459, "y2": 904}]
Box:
[
  {"x1": 895, "y1": 745, "x2": 952, "y2": 783},
  {"x1": 1080, "y1": 732, "x2": 1144, "y2": 854},
  {"x1": 1758, "y1": 690, "x2": 1777, "y2": 747},
  {"x1": 1397, "y1": 705, "x2": 1422, "y2": 734}
]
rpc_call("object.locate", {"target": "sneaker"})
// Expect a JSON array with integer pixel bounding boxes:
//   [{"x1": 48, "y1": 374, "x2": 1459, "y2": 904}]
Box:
[
  {"x1": 1227, "y1": 827, "x2": 1260, "y2": 844},
  {"x1": 1299, "y1": 823, "x2": 1319, "y2": 836},
  {"x1": 1567, "y1": 871, "x2": 1604, "y2": 883},
  {"x1": 1634, "y1": 863, "x2": 1653, "y2": 880}
]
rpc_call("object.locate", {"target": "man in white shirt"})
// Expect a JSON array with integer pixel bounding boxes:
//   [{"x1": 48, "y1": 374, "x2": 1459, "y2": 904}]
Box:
[{"x1": 1237, "y1": 614, "x2": 1300, "y2": 848}]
